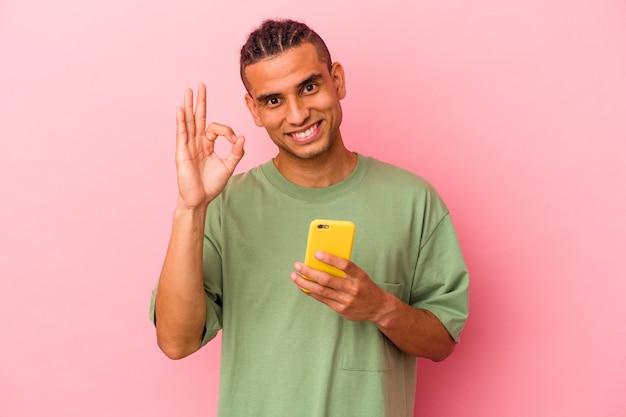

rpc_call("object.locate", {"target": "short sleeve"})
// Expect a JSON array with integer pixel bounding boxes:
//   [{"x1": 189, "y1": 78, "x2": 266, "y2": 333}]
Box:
[
  {"x1": 411, "y1": 214, "x2": 469, "y2": 341},
  {"x1": 200, "y1": 198, "x2": 225, "y2": 345}
]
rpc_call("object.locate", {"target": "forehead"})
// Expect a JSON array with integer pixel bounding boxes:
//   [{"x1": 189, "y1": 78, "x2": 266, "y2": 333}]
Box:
[{"x1": 244, "y1": 43, "x2": 329, "y2": 96}]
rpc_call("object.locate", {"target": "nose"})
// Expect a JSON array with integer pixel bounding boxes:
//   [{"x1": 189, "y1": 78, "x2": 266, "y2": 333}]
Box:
[{"x1": 285, "y1": 98, "x2": 309, "y2": 126}]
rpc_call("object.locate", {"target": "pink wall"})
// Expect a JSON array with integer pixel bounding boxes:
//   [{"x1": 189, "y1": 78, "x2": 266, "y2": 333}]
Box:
[{"x1": 1, "y1": 1, "x2": 624, "y2": 416}]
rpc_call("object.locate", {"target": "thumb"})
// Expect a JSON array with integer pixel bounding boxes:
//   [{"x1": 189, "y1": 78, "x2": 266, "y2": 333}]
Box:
[{"x1": 224, "y1": 135, "x2": 245, "y2": 171}]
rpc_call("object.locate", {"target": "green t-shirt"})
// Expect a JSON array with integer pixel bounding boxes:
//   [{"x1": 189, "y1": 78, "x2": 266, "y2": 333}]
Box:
[{"x1": 151, "y1": 154, "x2": 469, "y2": 417}]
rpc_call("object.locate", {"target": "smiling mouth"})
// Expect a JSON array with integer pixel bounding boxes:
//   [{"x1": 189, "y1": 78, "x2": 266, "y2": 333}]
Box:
[{"x1": 289, "y1": 122, "x2": 320, "y2": 141}]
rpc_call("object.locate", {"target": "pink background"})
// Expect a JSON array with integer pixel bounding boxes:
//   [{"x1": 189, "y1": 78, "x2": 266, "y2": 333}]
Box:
[{"x1": 1, "y1": 0, "x2": 625, "y2": 416}]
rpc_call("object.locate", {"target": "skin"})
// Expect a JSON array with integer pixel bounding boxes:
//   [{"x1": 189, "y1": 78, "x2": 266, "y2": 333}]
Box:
[
  {"x1": 155, "y1": 85, "x2": 245, "y2": 359},
  {"x1": 155, "y1": 43, "x2": 455, "y2": 361}
]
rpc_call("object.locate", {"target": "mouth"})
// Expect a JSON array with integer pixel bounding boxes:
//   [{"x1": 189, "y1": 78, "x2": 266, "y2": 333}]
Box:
[{"x1": 288, "y1": 122, "x2": 321, "y2": 143}]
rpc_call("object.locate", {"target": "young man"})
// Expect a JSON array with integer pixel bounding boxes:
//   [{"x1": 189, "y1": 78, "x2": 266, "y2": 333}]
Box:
[{"x1": 151, "y1": 19, "x2": 468, "y2": 417}]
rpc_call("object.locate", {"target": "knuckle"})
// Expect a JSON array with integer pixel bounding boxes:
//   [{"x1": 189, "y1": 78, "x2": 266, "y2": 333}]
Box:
[
  {"x1": 316, "y1": 273, "x2": 332, "y2": 286},
  {"x1": 335, "y1": 303, "x2": 349, "y2": 315}
]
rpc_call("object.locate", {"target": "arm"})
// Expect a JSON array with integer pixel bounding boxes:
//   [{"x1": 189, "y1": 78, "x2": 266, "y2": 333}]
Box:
[
  {"x1": 290, "y1": 252, "x2": 455, "y2": 362},
  {"x1": 155, "y1": 84, "x2": 245, "y2": 359},
  {"x1": 372, "y1": 291, "x2": 456, "y2": 361}
]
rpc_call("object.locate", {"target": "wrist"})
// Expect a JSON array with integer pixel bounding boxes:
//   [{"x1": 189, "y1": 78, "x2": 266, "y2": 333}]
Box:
[
  {"x1": 173, "y1": 202, "x2": 208, "y2": 224},
  {"x1": 372, "y1": 291, "x2": 404, "y2": 330},
  {"x1": 175, "y1": 195, "x2": 209, "y2": 214}
]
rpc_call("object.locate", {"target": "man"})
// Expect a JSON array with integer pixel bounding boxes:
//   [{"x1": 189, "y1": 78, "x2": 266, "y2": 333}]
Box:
[{"x1": 150, "y1": 19, "x2": 469, "y2": 417}]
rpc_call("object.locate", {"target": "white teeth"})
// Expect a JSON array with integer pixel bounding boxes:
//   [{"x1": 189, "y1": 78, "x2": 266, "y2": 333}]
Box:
[{"x1": 293, "y1": 124, "x2": 317, "y2": 139}]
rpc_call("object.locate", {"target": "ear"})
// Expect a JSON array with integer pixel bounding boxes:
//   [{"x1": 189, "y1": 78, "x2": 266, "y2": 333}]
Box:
[
  {"x1": 244, "y1": 93, "x2": 264, "y2": 127},
  {"x1": 330, "y1": 62, "x2": 347, "y2": 100}
]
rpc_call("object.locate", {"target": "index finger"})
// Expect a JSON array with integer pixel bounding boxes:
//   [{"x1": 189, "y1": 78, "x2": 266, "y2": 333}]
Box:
[
  {"x1": 292, "y1": 262, "x2": 346, "y2": 296},
  {"x1": 205, "y1": 122, "x2": 238, "y2": 143},
  {"x1": 312, "y1": 251, "x2": 352, "y2": 273}
]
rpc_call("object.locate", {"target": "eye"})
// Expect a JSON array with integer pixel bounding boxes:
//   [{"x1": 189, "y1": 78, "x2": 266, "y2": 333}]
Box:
[
  {"x1": 266, "y1": 96, "x2": 281, "y2": 107},
  {"x1": 302, "y1": 84, "x2": 317, "y2": 94}
]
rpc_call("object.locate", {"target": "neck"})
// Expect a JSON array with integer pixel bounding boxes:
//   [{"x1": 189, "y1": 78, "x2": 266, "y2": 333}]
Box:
[{"x1": 273, "y1": 146, "x2": 358, "y2": 188}]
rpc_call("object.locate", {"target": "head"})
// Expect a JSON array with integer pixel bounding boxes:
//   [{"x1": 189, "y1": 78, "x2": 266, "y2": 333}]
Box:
[
  {"x1": 240, "y1": 19, "x2": 332, "y2": 91},
  {"x1": 240, "y1": 20, "x2": 347, "y2": 164}
]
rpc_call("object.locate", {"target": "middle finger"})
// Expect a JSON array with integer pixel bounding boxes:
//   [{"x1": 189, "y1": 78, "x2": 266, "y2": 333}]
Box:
[{"x1": 194, "y1": 83, "x2": 207, "y2": 135}]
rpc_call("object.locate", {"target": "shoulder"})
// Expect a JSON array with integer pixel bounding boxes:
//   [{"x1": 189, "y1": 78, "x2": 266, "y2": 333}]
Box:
[
  {"x1": 362, "y1": 155, "x2": 438, "y2": 193},
  {"x1": 228, "y1": 163, "x2": 264, "y2": 185},
  {"x1": 220, "y1": 163, "x2": 268, "y2": 194},
  {"x1": 359, "y1": 155, "x2": 449, "y2": 215}
]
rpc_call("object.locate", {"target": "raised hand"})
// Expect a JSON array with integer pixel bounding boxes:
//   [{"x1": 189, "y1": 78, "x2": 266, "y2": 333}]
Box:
[{"x1": 175, "y1": 83, "x2": 245, "y2": 209}]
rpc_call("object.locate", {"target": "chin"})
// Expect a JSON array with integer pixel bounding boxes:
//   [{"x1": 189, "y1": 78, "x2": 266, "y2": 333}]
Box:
[{"x1": 292, "y1": 143, "x2": 333, "y2": 161}]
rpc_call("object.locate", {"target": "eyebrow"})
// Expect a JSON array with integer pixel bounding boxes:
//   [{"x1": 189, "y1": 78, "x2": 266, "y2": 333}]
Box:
[
  {"x1": 297, "y1": 73, "x2": 323, "y2": 91},
  {"x1": 255, "y1": 73, "x2": 324, "y2": 105}
]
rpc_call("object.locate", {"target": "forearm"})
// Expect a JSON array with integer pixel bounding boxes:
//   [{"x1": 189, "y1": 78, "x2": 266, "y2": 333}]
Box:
[
  {"x1": 155, "y1": 205, "x2": 208, "y2": 359},
  {"x1": 374, "y1": 292, "x2": 456, "y2": 362}
]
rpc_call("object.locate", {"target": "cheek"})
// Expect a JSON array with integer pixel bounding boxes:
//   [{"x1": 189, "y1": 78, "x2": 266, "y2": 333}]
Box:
[
  {"x1": 317, "y1": 94, "x2": 343, "y2": 119},
  {"x1": 258, "y1": 111, "x2": 282, "y2": 130}
]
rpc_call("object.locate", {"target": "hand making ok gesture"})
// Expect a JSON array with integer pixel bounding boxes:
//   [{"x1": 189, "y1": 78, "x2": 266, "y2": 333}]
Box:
[{"x1": 175, "y1": 83, "x2": 245, "y2": 209}]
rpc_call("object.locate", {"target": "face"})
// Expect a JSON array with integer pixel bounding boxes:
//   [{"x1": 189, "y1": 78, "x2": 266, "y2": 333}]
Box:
[{"x1": 244, "y1": 43, "x2": 347, "y2": 162}]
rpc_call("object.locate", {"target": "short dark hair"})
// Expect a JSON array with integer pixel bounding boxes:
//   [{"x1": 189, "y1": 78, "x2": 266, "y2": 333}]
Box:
[{"x1": 239, "y1": 19, "x2": 332, "y2": 89}]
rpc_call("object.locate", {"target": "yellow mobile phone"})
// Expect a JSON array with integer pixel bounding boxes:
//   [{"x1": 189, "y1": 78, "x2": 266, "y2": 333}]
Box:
[{"x1": 304, "y1": 219, "x2": 356, "y2": 278}]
